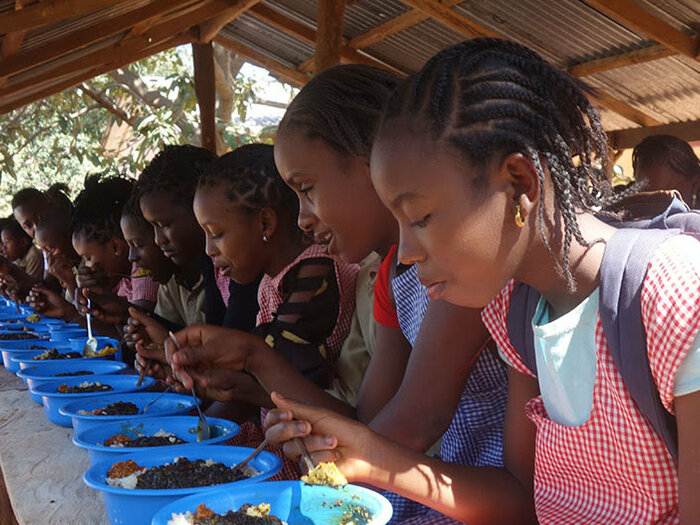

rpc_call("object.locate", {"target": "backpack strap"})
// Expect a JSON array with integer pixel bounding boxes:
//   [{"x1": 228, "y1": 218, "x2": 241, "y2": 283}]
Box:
[
  {"x1": 599, "y1": 228, "x2": 680, "y2": 462},
  {"x1": 506, "y1": 281, "x2": 541, "y2": 375}
]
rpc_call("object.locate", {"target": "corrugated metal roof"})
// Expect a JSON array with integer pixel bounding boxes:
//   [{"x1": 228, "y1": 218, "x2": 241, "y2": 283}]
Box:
[
  {"x1": 342, "y1": 0, "x2": 411, "y2": 39},
  {"x1": 630, "y1": 0, "x2": 700, "y2": 33}
]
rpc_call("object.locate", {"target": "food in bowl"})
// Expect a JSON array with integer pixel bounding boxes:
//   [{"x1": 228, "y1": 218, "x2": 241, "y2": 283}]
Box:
[
  {"x1": 106, "y1": 457, "x2": 257, "y2": 489},
  {"x1": 25, "y1": 314, "x2": 41, "y2": 322},
  {"x1": 33, "y1": 349, "x2": 81, "y2": 360},
  {"x1": 95, "y1": 345, "x2": 118, "y2": 357},
  {"x1": 55, "y1": 370, "x2": 93, "y2": 377},
  {"x1": 0, "y1": 332, "x2": 40, "y2": 340},
  {"x1": 301, "y1": 461, "x2": 348, "y2": 487},
  {"x1": 57, "y1": 381, "x2": 113, "y2": 393},
  {"x1": 105, "y1": 430, "x2": 186, "y2": 448},
  {"x1": 78, "y1": 401, "x2": 139, "y2": 416},
  {"x1": 167, "y1": 503, "x2": 285, "y2": 525}
]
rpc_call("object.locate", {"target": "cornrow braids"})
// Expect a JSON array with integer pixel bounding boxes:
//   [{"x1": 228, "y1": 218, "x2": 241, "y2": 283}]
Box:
[
  {"x1": 278, "y1": 64, "x2": 401, "y2": 158},
  {"x1": 71, "y1": 174, "x2": 134, "y2": 244},
  {"x1": 11, "y1": 183, "x2": 71, "y2": 212},
  {"x1": 199, "y1": 144, "x2": 301, "y2": 236},
  {"x1": 134, "y1": 145, "x2": 217, "y2": 208},
  {"x1": 380, "y1": 38, "x2": 617, "y2": 291},
  {"x1": 633, "y1": 134, "x2": 700, "y2": 182}
]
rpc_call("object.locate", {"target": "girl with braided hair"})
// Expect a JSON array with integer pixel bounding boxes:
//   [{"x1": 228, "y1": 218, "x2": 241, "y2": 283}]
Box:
[{"x1": 268, "y1": 39, "x2": 700, "y2": 524}]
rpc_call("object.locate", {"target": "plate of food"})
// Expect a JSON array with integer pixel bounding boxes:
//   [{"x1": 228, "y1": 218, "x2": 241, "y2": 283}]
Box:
[{"x1": 83, "y1": 445, "x2": 283, "y2": 525}]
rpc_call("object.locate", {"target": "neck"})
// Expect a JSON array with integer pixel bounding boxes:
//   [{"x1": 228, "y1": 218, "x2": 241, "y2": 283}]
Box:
[
  {"x1": 516, "y1": 213, "x2": 617, "y2": 317},
  {"x1": 176, "y1": 263, "x2": 201, "y2": 288},
  {"x1": 264, "y1": 232, "x2": 306, "y2": 277}
]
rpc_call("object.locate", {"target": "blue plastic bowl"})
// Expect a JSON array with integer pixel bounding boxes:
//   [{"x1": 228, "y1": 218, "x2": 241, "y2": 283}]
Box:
[
  {"x1": 12, "y1": 348, "x2": 112, "y2": 373},
  {"x1": 1, "y1": 343, "x2": 70, "y2": 372},
  {"x1": 69, "y1": 337, "x2": 122, "y2": 361},
  {"x1": 151, "y1": 480, "x2": 393, "y2": 525},
  {"x1": 60, "y1": 392, "x2": 200, "y2": 434},
  {"x1": 84, "y1": 445, "x2": 283, "y2": 525},
  {"x1": 17, "y1": 361, "x2": 129, "y2": 404},
  {"x1": 73, "y1": 416, "x2": 240, "y2": 465},
  {"x1": 32, "y1": 374, "x2": 155, "y2": 427},
  {"x1": 50, "y1": 328, "x2": 88, "y2": 342},
  {"x1": 0, "y1": 321, "x2": 51, "y2": 333}
]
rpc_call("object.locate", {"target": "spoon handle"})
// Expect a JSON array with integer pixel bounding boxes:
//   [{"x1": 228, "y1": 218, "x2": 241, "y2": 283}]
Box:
[{"x1": 294, "y1": 437, "x2": 315, "y2": 472}]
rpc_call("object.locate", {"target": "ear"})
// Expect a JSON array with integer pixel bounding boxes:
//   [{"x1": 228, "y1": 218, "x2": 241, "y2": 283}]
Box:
[
  {"x1": 109, "y1": 237, "x2": 128, "y2": 258},
  {"x1": 500, "y1": 153, "x2": 541, "y2": 222},
  {"x1": 259, "y1": 207, "x2": 278, "y2": 241}
]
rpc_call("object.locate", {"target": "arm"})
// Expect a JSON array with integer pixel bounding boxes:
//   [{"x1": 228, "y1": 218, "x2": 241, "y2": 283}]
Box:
[
  {"x1": 272, "y1": 367, "x2": 538, "y2": 525},
  {"x1": 676, "y1": 389, "x2": 700, "y2": 523}
]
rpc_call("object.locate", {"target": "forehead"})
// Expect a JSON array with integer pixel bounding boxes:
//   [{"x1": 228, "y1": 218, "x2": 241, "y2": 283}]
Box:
[
  {"x1": 140, "y1": 192, "x2": 188, "y2": 219},
  {"x1": 274, "y1": 130, "x2": 346, "y2": 182}
]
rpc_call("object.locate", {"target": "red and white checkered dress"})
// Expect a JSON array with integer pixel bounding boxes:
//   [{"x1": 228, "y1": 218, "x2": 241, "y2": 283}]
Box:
[
  {"x1": 256, "y1": 243, "x2": 359, "y2": 364},
  {"x1": 482, "y1": 236, "x2": 700, "y2": 524},
  {"x1": 115, "y1": 262, "x2": 159, "y2": 303}
]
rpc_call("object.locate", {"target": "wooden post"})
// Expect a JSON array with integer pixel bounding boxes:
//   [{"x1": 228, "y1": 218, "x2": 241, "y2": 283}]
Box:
[
  {"x1": 192, "y1": 41, "x2": 217, "y2": 153},
  {"x1": 314, "y1": 0, "x2": 345, "y2": 74}
]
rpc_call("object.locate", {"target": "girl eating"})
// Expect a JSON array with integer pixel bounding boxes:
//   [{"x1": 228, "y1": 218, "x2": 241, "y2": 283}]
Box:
[{"x1": 267, "y1": 39, "x2": 700, "y2": 524}]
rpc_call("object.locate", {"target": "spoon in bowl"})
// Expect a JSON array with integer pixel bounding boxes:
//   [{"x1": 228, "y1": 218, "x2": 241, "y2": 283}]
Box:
[{"x1": 82, "y1": 296, "x2": 98, "y2": 357}]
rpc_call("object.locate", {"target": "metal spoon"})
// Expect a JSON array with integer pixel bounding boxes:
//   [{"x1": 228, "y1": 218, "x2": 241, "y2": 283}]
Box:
[
  {"x1": 140, "y1": 385, "x2": 173, "y2": 414},
  {"x1": 167, "y1": 331, "x2": 210, "y2": 441},
  {"x1": 82, "y1": 296, "x2": 98, "y2": 357},
  {"x1": 295, "y1": 437, "x2": 316, "y2": 472},
  {"x1": 232, "y1": 438, "x2": 268, "y2": 477}
]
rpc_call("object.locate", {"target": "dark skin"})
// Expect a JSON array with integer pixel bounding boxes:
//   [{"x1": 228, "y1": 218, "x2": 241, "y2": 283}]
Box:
[
  {"x1": 120, "y1": 214, "x2": 176, "y2": 285},
  {"x1": 167, "y1": 131, "x2": 493, "y2": 459},
  {"x1": 1, "y1": 228, "x2": 31, "y2": 261},
  {"x1": 34, "y1": 222, "x2": 80, "y2": 298},
  {"x1": 13, "y1": 200, "x2": 48, "y2": 239},
  {"x1": 636, "y1": 163, "x2": 699, "y2": 209}
]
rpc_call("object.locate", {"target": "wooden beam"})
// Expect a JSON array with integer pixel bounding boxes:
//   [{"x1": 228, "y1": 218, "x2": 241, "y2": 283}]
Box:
[
  {"x1": 197, "y1": 0, "x2": 260, "y2": 44},
  {"x1": 348, "y1": 0, "x2": 462, "y2": 49},
  {"x1": 315, "y1": 0, "x2": 345, "y2": 74},
  {"x1": 214, "y1": 34, "x2": 307, "y2": 87},
  {"x1": 568, "y1": 44, "x2": 676, "y2": 77},
  {"x1": 0, "y1": 0, "x2": 199, "y2": 81},
  {"x1": 192, "y1": 42, "x2": 217, "y2": 152},
  {"x1": 0, "y1": 0, "x2": 27, "y2": 88},
  {"x1": 0, "y1": 0, "x2": 125, "y2": 35},
  {"x1": 248, "y1": 3, "x2": 403, "y2": 75},
  {"x1": 590, "y1": 90, "x2": 662, "y2": 127},
  {"x1": 0, "y1": 1, "x2": 235, "y2": 100},
  {"x1": 399, "y1": 0, "x2": 497, "y2": 39},
  {"x1": 608, "y1": 120, "x2": 700, "y2": 149},
  {"x1": 584, "y1": 0, "x2": 698, "y2": 59},
  {"x1": 0, "y1": 32, "x2": 191, "y2": 114}
]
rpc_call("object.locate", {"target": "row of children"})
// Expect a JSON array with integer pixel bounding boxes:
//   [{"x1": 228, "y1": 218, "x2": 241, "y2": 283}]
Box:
[{"x1": 1, "y1": 37, "x2": 698, "y2": 524}]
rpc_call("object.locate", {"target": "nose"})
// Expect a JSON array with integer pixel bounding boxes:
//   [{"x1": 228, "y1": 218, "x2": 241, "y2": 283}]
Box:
[
  {"x1": 127, "y1": 246, "x2": 138, "y2": 263},
  {"x1": 153, "y1": 227, "x2": 167, "y2": 248},
  {"x1": 297, "y1": 201, "x2": 317, "y2": 233},
  {"x1": 204, "y1": 234, "x2": 218, "y2": 258},
  {"x1": 397, "y1": 226, "x2": 425, "y2": 267}
]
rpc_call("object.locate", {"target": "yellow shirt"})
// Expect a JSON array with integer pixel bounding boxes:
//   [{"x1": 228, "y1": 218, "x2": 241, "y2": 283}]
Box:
[{"x1": 154, "y1": 273, "x2": 206, "y2": 328}]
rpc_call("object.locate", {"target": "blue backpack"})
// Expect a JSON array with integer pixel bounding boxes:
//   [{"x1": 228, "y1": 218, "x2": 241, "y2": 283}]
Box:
[{"x1": 507, "y1": 193, "x2": 700, "y2": 462}]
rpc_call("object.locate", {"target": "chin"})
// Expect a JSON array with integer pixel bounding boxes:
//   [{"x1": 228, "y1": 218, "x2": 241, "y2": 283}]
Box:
[{"x1": 443, "y1": 285, "x2": 494, "y2": 310}]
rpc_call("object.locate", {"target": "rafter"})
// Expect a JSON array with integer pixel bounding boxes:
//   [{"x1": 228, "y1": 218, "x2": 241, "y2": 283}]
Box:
[
  {"x1": 608, "y1": 119, "x2": 700, "y2": 148},
  {"x1": 0, "y1": 32, "x2": 191, "y2": 114},
  {"x1": 197, "y1": 0, "x2": 260, "y2": 44},
  {"x1": 590, "y1": 90, "x2": 661, "y2": 127},
  {"x1": 348, "y1": 0, "x2": 463, "y2": 49},
  {"x1": 214, "y1": 34, "x2": 307, "y2": 87},
  {"x1": 0, "y1": 1, "x2": 236, "y2": 101},
  {"x1": 584, "y1": 0, "x2": 698, "y2": 59},
  {"x1": 248, "y1": 4, "x2": 403, "y2": 75},
  {"x1": 0, "y1": 0, "x2": 199, "y2": 81},
  {"x1": 0, "y1": 0, "x2": 125, "y2": 35},
  {"x1": 568, "y1": 44, "x2": 675, "y2": 77},
  {"x1": 314, "y1": 0, "x2": 345, "y2": 73},
  {"x1": 399, "y1": 0, "x2": 497, "y2": 38}
]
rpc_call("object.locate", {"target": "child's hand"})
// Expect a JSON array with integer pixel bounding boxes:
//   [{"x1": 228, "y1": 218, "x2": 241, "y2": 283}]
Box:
[
  {"x1": 77, "y1": 288, "x2": 130, "y2": 324},
  {"x1": 164, "y1": 325, "x2": 257, "y2": 390},
  {"x1": 134, "y1": 351, "x2": 170, "y2": 381},
  {"x1": 267, "y1": 392, "x2": 378, "y2": 482},
  {"x1": 28, "y1": 285, "x2": 79, "y2": 321},
  {"x1": 127, "y1": 308, "x2": 168, "y2": 347},
  {"x1": 178, "y1": 367, "x2": 270, "y2": 405},
  {"x1": 75, "y1": 263, "x2": 109, "y2": 289}
]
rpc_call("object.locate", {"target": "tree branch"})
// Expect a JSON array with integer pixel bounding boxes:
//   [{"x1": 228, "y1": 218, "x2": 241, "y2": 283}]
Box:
[{"x1": 79, "y1": 84, "x2": 136, "y2": 126}]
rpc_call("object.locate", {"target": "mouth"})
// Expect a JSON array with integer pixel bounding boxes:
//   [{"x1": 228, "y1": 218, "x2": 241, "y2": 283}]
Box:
[
  {"x1": 314, "y1": 230, "x2": 333, "y2": 246},
  {"x1": 419, "y1": 276, "x2": 447, "y2": 300}
]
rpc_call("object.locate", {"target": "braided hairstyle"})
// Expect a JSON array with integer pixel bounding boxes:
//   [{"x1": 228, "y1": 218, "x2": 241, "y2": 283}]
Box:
[
  {"x1": 121, "y1": 193, "x2": 149, "y2": 228},
  {"x1": 1, "y1": 219, "x2": 31, "y2": 244},
  {"x1": 134, "y1": 145, "x2": 217, "y2": 208},
  {"x1": 633, "y1": 135, "x2": 700, "y2": 182},
  {"x1": 379, "y1": 38, "x2": 616, "y2": 291},
  {"x1": 199, "y1": 144, "x2": 301, "y2": 238},
  {"x1": 71, "y1": 174, "x2": 134, "y2": 243},
  {"x1": 278, "y1": 64, "x2": 401, "y2": 158},
  {"x1": 11, "y1": 183, "x2": 72, "y2": 213}
]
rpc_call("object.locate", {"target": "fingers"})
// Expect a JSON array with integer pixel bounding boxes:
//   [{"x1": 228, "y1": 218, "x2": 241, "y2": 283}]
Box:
[
  {"x1": 270, "y1": 391, "x2": 330, "y2": 426},
  {"x1": 135, "y1": 342, "x2": 165, "y2": 361},
  {"x1": 128, "y1": 307, "x2": 157, "y2": 328}
]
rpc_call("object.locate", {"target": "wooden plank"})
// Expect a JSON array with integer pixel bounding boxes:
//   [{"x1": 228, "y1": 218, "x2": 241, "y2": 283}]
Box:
[
  {"x1": 590, "y1": 89, "x2": 662, "y2": 127},
  {"x1": 0, "y1": 0, "x2": 124, "y2": 35},
  {"x1": 585, "y1": 0, "x2": 698, "y2": 59},
  {"x1": 248, "y1": 3, "x2": 404, "y2": 75},
  {"x1": 399, "y1": 0, "x2": 497, "y2": 39},
  {"x1": 192, "y1": 42, "x2": 217, "y2": 152},
  {"x1": 315, "y1": 0, "x2": 345, "y2": 74},
  {"x1": 197, "y1": 0, "x2": 260, "y2": 44},
  {"x1": 0, "y1": 0, "x2": 199, "y2": 81},
  {"x1": 0, "y1": 0, "x2": 233, "y2": 100},
  {"x1": 608, "y1": 119, "x2": 700, "y2": 149},
  {"x1": 568, "y1": 44, "x2": 676, "y2": 77},
  {"x1": 214, "y1": 34, "x2": 307, "y2": 87},
  {"x1": 0, "y1": 32, "x2": 193, "y2": 113},
  {"x1": 347, "y1": 0, "x2": 463, "y2": 49}
]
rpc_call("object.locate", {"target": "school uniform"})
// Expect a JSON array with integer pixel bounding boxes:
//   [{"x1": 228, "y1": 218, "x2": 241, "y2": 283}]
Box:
[{"x1": 13, "y1": 244, "x2": 43, "y2": 281}]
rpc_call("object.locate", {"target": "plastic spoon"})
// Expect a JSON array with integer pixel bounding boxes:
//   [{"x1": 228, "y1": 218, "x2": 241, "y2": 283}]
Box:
[{"x1": 82, "y1": 296, "x2": 97, "y2": 357}]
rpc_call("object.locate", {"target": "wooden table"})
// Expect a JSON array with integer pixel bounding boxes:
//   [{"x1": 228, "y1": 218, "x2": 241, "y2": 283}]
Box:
[{"x1": 0, "y1": 368, "x2": 109, "y2": 525}]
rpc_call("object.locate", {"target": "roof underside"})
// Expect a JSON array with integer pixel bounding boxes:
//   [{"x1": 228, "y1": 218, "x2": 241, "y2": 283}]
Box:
[{"x1": 0, "y1": 0, "x2": 698, "y2": 142}]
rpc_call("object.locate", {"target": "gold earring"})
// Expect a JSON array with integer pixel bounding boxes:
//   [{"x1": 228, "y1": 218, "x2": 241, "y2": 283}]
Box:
[{"x1": 514, "y1": 205, "x2": 525, "y2": 228}]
